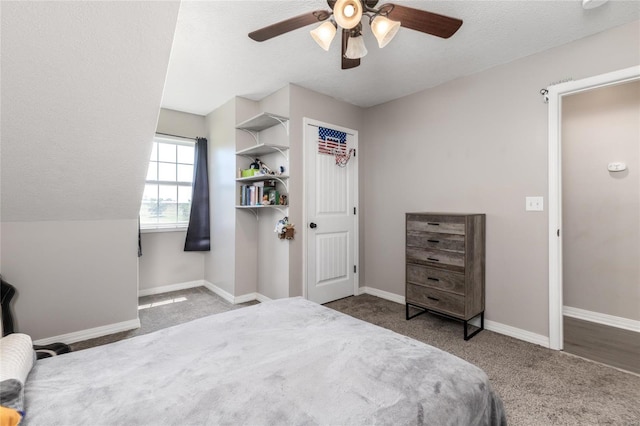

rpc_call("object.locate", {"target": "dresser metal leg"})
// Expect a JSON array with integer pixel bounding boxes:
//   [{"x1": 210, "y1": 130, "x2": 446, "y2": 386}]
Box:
[
  {"x1": 406, "y1": 303, "x2": 428, "y2": 320},
  {"x1": 463, "y1": 311, "x2": 484, "y2": 341}
]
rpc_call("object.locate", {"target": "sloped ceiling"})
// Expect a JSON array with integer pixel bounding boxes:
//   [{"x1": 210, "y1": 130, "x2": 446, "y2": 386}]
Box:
[
  {"x1": 161, "y1": 0, "x2": 640, "y2": 115},
  {"x1": 1, "y1": 1, "x2": 180, "y2": 222}
]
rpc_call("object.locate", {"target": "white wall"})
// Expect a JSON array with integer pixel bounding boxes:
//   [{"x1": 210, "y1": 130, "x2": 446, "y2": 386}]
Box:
[
  {"x1": 0, "y1": 1, "x2": 180, "y2": 340},
  {"x1": 361, "y1": 20, "x2": 640, "y2": 337},
  {"x1": 562, "y1": 81, "x2": 640, "y2": 320},
  {"x1": 139, "y1": 109, "x2": 207, "y2": 293}
]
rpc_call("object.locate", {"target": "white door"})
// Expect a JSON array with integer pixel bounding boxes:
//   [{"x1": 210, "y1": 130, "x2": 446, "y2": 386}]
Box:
[{"x1": 304, "y1": 118, "x2": 358, "y2": 304}]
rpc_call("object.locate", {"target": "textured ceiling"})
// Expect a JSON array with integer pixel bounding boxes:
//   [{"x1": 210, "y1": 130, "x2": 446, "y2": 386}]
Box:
[{"x1": 161, "y1": 0, "x2": 640, "y2": 116}]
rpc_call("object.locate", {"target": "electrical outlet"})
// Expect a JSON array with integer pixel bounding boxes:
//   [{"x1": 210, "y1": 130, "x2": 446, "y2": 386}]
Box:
[{"x1": 526, "y1": 196, "x2": 544, "y2": 211}]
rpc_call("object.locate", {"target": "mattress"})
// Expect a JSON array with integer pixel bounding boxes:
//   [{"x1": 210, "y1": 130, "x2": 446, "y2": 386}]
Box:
[{"x1": 23, "y1": 297, "x2": 505, "y2": 425}]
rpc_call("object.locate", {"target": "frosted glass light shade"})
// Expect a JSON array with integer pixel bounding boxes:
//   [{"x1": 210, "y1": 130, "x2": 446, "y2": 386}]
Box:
[
  {"x1": 582, "y1": 0, "x2": 608, "y2": 9},
  {"x1": 334, "y1": 0, "x2": 363, "y2": 29},
  {"x1": 310, "y1": 21, "x2": 337, "y2": 51},
  {"x1": 371, "y1": 15, "x2": 400, "y2": 48},
  {"x1": 345, "y1": 34, "x2": 367, "y2": 59}
]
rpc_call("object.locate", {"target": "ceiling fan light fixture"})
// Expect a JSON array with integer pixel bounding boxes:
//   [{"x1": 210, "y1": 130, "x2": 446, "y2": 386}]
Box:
[
  {"x1": 370, "y1": 15, "x2": 400, "y2": 48},
  {"x1": 345, "y1": 34, "x2": 367, "y2": 59},
  {"x1": 582, "y1": 0, "x2": 608, "y2": 9},
  {"x1": 310, "y1": 21, "x2": 337, "y2": 51},
  {"x1": 334, "y1": 0, "x2": 363, "y2": 30}
]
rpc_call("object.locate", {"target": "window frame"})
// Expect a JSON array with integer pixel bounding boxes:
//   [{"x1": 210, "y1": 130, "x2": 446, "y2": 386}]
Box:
[{"x1": 140, "y1": 136, "x2": 196, "y2": 232}]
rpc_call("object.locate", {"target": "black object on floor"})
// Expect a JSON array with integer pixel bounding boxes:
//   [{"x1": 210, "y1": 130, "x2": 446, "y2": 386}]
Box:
[
  {"x1": 1, "y1": 275, "x2": 72, "y2": 359},
  {"x1": 34, "y1": 343, "x2": 72, "y2": 360}
]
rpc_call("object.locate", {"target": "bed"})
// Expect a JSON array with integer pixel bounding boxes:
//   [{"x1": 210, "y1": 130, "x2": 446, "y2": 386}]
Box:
[{"x1": 16, "y1": 297, "x2": 505, "y2": 425}]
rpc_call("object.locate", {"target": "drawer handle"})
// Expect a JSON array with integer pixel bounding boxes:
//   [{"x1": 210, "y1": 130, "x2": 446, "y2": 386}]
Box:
[
  {"x1": 427, "y1": 277, "x2": 440, "y2": 282},
  {"x1": 427, "y1": 257, "x2": 440, "y2": 262},
  {"x1": 427, "y1": 296, "x2": 440, "y2": 301},
  {"x1": 427, "y1": 222, "x2": 440, "y2": 226},
  {"x1": 427, "y1": 239, "x2": 440, "y2": 243}
]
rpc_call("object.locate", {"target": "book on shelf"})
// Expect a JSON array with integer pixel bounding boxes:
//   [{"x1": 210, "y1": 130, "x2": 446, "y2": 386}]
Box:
[{"x1": 240, "y1": 184, "x2": 267, "y2": 206}]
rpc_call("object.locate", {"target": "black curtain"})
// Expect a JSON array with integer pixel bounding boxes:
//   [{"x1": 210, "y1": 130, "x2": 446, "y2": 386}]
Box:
[
  {"x1": 138, "y1": 217, "x2": 142, "y2": 257},
  {"x1": 185, "y1": 137, "x2": 210, "y2": 251}
]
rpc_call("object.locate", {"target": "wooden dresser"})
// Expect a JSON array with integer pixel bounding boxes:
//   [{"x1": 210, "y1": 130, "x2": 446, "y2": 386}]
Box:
[{"x1": 405, "y1": 213, "x2": 486, "y2": 340}]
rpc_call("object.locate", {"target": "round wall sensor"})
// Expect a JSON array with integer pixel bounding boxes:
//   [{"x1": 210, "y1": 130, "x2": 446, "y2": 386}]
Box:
[
  {"x1": 582, "y1": 0, "x2": 609, "y2": 10},
  {"x1": 607, "y1": 162, "x2": 627, "y2": 172}
]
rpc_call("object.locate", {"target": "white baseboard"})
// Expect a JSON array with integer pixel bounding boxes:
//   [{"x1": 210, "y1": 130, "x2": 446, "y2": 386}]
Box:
[
  {"x1": 202, "y1": 281, "x2": 270, "y2": 305},
  {"x1": 138, "y1": 280, "x2": 204, "y2": 297},
  {"x1": 33, "y1": 318, "x2": 140, "y2": 346},
  {"x1": 359, "y1": 286, "x2": 550, "y2": 348},
  {"x1": 202, "y1": 280, "x2": 235, "y2": 304},
  {"x1": 564, "y1": 306, "x2": 640, "y2": 332},
  {"x1": 234, "y1": 292, "x2": 258, "y2": 304},
  {"x1": 484, "y1": 320, "x2": 550, "y2": 347},
  {"x1": 359, "y1": 286, "x2": 406, "y2": 304},
  {"x1": 255, "y1": 293, "x2": 272, "y2": 303}
]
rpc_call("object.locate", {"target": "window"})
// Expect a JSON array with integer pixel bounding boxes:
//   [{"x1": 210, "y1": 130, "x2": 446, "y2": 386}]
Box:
[{"x1": 140, "y1": 137, "x2": 195, "y2": 229}]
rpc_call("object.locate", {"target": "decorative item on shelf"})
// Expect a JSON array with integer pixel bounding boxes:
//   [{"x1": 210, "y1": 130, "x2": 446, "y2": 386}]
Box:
[
  {"x1": 262, "y1": 195, "x2": 270, "y2": 205},
  {"x1": 269, "y1": 190, "x2": 279, "y2": 205},
  {"x1": 274, "y1": 216, "x2": 295, "y2": 240},
  {"x1": 255, "y1": 158, "x2": 277, "y2": 176},
  {"x1": 279, "y1": 194, "x2": 288, "y2": 206}
]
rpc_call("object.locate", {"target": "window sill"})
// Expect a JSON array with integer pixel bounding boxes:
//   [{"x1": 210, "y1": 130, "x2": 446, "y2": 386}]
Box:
[{"x1": 140, "y1": 226, "x2": 188, "y2": 234}]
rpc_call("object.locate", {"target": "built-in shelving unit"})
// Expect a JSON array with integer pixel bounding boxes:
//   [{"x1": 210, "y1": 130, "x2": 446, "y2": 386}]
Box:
[
  {"x1": 235, "y1": 113, "x2": 289, "y2": 217},
  {"x1": 236, "y1": 113, "x2": 289, "y2": 144},
  {"x1": 235, "y1": 143, "x2": 289, "y2": 160}
]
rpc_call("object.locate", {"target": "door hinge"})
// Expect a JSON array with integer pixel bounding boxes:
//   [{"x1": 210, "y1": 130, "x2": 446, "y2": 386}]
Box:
[
  {"x1": 557, "y1": 229, "x2": 560, "y2": 237},
  {"x1": 354, "y1": 265, "x2": 357, "y2": 273},
  {"x1": 353, "y1": 149, "x2": 356, "y2": 157},
  {"x1": 354, "y1": 207, "x2": 356, "y2": 215}
]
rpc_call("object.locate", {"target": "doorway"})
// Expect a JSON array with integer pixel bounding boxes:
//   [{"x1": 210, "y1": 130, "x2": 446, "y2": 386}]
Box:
[
  {"x1": 561, "y1": 81, "x2": 640, "y2": 373},
  {"x1": 303, "y1": 118, "x2": 359, "y2": 304},
  {"x1": 549, "y1": 67, "x2": 640, "y2": 364}
]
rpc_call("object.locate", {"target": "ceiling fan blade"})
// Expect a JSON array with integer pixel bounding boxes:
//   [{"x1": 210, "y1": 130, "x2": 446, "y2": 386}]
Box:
[
  {"x1": 384, "y1": 4, "x2": 462, "y2": 39},
  {"x1": 249, "y1": 10, "x2": 330, "y2": 42},
  {"x1": 341, "y1": 29, "x2": 360, "y2": 70}
]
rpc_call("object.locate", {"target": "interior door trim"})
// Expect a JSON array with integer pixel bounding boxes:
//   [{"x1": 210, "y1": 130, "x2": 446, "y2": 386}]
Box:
[
  {"x1": 302, "y1": 117, "x2": 359, "y2": 301},
  {"x1": 547, "y1": 65, "x2": 640, "y2": 350}
]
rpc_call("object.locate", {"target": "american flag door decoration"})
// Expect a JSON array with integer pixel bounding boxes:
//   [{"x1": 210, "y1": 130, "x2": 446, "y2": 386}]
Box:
[{"x1": 318, "y1": 126, "x2": 347, "y2": 156}]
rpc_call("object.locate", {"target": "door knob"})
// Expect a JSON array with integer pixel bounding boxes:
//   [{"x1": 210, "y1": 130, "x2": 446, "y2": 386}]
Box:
[{"x1": 309, "y1": 222, "x2": 317, "y2": 229}]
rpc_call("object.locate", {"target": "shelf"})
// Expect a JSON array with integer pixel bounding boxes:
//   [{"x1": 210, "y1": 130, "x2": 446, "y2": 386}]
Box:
[
  {"x1": 236, "y1": 204, "x2": 288, "y2": 219},
  {"x1": 236, "y1": 175, "x2": 289, "y2": 183},
  {"x1": 235, "y1": 143, "x2": 289, "y2": 158},
  {"x1": 236, "y1": 205, "x2": 288, "y2": 209},
  {"x1": 236, "y1": 112, "x2": 288, "y2": 132}
]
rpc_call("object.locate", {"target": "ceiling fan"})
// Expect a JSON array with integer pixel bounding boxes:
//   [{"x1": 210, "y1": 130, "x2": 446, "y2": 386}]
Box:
[{"x1": 248, "y1": 0, "x2": 463, "y2": 70}]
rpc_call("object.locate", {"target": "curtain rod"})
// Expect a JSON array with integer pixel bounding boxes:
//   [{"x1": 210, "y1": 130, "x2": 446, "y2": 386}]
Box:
[{"x1": 155, "y1": 132, "x2": 198, "y2": 141}]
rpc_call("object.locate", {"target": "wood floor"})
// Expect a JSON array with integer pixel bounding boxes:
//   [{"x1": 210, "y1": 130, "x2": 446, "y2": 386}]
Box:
[{"x1": 563, "y1": 316, "x2": 640, "y2": 374}]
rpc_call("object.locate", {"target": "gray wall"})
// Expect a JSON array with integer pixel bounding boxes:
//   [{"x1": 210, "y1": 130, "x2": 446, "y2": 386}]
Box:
[
  {"x1": 204, "y1": 98, "x2": 242, "y2": 296},
  {"x1": 289, "y1": 84, "x2": 365, "y2": 297},
  {"x1": 361, "y1": 20, "x2": 640, "y2": 337},
  {"x1": 139, "y1": 109, "x2": 207, "y2": 292},
  {"x1": 0, "y1": 1, "x2": 180, "y2": 340},
  {"x1": 562, "y1": 81, "x2": 640, "y2": 320}
]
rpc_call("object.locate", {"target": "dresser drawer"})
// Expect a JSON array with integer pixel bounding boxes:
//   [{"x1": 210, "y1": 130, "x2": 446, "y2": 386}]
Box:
[
  {"x1": 406, "y1": 247, "x2": 465, "y2": 272},
  {"x1": 407, "y1": 215, "x2": 465, "y2": 235},
  {"x1": 406, "y1": 284, "x2": 465, "y2": 318},
  {"x1": 406, "y1": 264, "x2": 465, "y2": 295},
  {"x1": 406, "y1": 231, "x2": 465, "y2": 253}
]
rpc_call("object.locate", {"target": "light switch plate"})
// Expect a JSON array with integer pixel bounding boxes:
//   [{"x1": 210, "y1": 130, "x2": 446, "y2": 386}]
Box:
[{"x1": 526, "y1": 196, "x2": 544, "y2": 211}]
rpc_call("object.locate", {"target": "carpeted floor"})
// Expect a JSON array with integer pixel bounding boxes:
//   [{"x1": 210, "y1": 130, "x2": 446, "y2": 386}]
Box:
[
  {"x1": 70, "y1": 287, "x2": 257, "y2": 351},
  {"x1": 71, "y1": 288, "x2": 640, "y2": 425}
]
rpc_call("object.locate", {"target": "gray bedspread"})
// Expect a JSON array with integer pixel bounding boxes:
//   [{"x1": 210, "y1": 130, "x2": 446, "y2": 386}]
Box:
[{"x1": 24, "y1": 297, "x2": 505, "y2": 425}]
